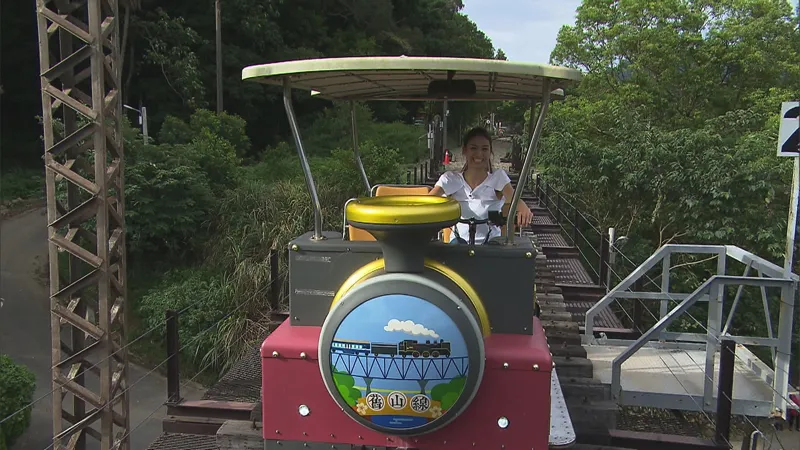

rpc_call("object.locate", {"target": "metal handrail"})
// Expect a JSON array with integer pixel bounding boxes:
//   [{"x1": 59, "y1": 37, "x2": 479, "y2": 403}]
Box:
[
  {"x1": 585, "y1": 243, "x2": 798, "y2": 418},
  {"x1": 585, "y1": 244, "x2": 800, "y2": 336},
  {"x1": 342, "y1": 198, "x2": 358, "y2": 240},
  {"x1": 608, "y1": 275, "x2": 794, "y2": 403}
]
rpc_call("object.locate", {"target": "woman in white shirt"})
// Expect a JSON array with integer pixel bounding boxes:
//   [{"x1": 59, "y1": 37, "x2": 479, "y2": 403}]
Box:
[{"x1": 429, "y1": 127, "x2": 534, "y2": 244}]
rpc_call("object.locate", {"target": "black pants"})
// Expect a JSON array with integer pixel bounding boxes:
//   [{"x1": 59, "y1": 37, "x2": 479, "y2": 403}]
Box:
[{"x1": 789, "y1": 413, "x2": 800, "y2": 431}]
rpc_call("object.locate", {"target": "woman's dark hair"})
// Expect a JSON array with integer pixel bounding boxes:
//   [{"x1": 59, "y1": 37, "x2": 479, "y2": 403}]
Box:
[
  {"x1": 462, "y1": 126, "x2": 493, "y2": 147},
  {"x1": 461, "y1": 126, "x2": 494, "y2": 173}
]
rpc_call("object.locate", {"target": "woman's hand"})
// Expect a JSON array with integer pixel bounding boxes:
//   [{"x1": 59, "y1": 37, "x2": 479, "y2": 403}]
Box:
[{"x1": 516, "y1": 201, "x2": 533, "y2": 228}]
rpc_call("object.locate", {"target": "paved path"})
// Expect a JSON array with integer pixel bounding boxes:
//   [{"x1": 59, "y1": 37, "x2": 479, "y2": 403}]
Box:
[
  {"x1": 0, "y1": 208, "x2": 204, "y2": 450},
  {"x1": 441, "y1": 138, "x2": 512, "y2": 173}
]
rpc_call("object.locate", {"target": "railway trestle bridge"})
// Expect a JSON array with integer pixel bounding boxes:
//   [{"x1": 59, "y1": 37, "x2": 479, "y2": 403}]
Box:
[{"x1": 331, "y1": 352, "x2": 470, "y2": 381}]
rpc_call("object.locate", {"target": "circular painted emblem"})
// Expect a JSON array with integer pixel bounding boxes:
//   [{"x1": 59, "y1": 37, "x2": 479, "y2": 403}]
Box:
[{"x1": 320, "y1": 274, "x2": 484, "y2": 436}]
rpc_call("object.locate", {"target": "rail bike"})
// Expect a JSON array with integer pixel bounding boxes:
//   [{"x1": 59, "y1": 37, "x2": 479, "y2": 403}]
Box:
[{"x1": 242, "y1": 56, "x2": 582, "y2": 449}]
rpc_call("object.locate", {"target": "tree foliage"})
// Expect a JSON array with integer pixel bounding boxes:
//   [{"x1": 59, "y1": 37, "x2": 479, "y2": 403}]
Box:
[
  {"x1": 0, "y1": 0, "x2": 505, "y2": 383},
  {"x1": 1, "y1": 0, "x2": 499, "y2": 165},
  {"x1": 0, "y1": 354, "x2": 36, "y2": 450},
  {"x1": 544, "y1": 0, "x2": 799, "y2": 258},
  {"x1": 539, "y1": 0, "x2": 800, "y2": 379},
  {"x1": 124, "y1": 0, "x2": 496, "y2": 150}
]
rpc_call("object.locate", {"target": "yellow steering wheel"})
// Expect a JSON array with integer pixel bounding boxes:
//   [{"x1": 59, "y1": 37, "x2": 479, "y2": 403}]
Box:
[{"x1": 346, "y1": 195, "x2": 461, "y2": 228}]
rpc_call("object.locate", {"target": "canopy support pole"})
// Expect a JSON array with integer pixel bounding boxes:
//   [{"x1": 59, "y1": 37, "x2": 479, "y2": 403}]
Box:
[
  {"x1": 442, "y1": 99, "x2": 449, "y2": 169},
  {"x1": 351, "y1": 101, "x2": 370, "y2": 194},
  {"x1": 283, "y1": 77, "x2": 324, "y2": 240},
  {"x1": 506, "y1": 78, "x2": 552, "y2": 243}
]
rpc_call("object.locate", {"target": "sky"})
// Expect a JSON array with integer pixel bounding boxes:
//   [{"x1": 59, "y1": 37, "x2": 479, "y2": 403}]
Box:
[
  {"x1": 461, "y1": 0, "x2": 800, "y2": 64},
  {"x1": 461, "y1": 0, "x2": 583, "y2": 63}
]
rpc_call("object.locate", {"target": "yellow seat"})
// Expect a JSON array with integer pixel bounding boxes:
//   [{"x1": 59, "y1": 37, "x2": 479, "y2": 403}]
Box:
[
  {"x1": 347, "y1": 185, "x2": 432, "y2": 241},
  {"x1": 374, "y1": 185, "x2": 431, "y2": 196},
  {"x1": 443, "y1": 227, "x2": 453, "y2": 243}
]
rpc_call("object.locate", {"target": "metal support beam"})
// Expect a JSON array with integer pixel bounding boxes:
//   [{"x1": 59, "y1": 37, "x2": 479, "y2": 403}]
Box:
[
  {"x1": 350, "y1": 101, "x2": 370, "y2": 193},
  {"x1": 704, "y1": 250, "x2": 726, "y2": 409},
  {"x1": 283, "y1": 77, "x2": 323, "y2": 240},
  {"x1": 166, "y1": 310, "x2": 181, "y2": 403},
  {"x1": 714, "y1": 340, "x2": 735, "y2": 447},
  {"x1": 215, "y1": 0, "x2": 223, "y2": 112},
  {"x1": 773, "y1": 281, "x2": 795, "y2": 418},
  {"x1": 35, "y1": 0, "x2": 129, "y2": 448},
  {"x1": 507, "y1": 78, "x2": 552, "y2": 241},
  {"x1": 442, "y1": 99, "x2": 448, "y2": 166}
]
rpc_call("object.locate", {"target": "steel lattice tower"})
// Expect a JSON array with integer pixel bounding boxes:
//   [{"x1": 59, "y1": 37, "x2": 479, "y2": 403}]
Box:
[{"x1": 34, "y1": 0, "x2": 130, "y2": 448}]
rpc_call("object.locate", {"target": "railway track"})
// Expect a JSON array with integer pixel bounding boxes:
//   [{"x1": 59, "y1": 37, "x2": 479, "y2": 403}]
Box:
[{"x1": 507, "y1": 172, "x2": 622, "y2": 442}]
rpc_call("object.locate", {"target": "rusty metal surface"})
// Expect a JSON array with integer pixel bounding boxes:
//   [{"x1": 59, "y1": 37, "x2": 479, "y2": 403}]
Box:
[
  {"x1": 533, "y1": 214, "x2": 557, "y2": 225},
  {"x1": 146, "y1": 432, "x2": 218, "y2": 450},
  {"x1": 202, "y1": 348, "x2": 262, "y2": 402},
  {"x1": 35, "y1": 0, "x2": 129, "y2": 448},
  {"x1": 536, "y1": 232, "x2": 570, "y2": 248},
  {"x1": 567, "y1": 301, "x2": 626, "y2": 330},
  {"x1": 548, "y1": 257, "x2": 595, "y2": 285}
]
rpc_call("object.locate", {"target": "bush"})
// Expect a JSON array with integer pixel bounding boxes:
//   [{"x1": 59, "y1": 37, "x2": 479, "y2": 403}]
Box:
[
  {"x1": 125, "y1": 124, "x2": 241, "y2": 258},
  {"x1": 0, "y1": 168, "x2": 44, "y2": 202},
  {"x1": 0, "y1": 355, "x2": 36, "y2": 450},
  {"x1": 241, "y1": 141, "x2": 304, "y2": 184},
  {"x1": 126, "y1": 143, "x2": 216, "y2": 258},
  {"x1": 136, "y1": 268, "x2": 237, "y2": 370},
  {"x1": 180, "y1": 130, "x2": 242, "y2": 194},
  {"x1": 159, "y1": 109, "x2": 252, "y2": 157},
  {"x1": 311, "y1": 142, "x2": 405, "y2": 199},
  {"x1": 301, "y1": 102, "x2": 426, "y2": 162},
  {"x1": 366, "y1": 123, "x2": 428, "y2": 163}
]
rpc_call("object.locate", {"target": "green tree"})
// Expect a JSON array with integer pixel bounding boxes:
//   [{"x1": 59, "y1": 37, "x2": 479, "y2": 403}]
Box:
[
  {"x1": 431, "y1": 376, "x2": 466, "y2": 411},
  {"x1": 159, "y1": 108, "x2": 251, "y2": 157},
  {"x1": 550, "y1": 0, "x2": 800, "y2": 126},
  {"x1": 540, "y1": 0, "x2": 800, "y2": 381},
  {"x1": 332, "y1": 368, "x2": 362, "y2": 407},
  {"x1": 0, "y1": 355, "x2": 36, "y2": 450}
]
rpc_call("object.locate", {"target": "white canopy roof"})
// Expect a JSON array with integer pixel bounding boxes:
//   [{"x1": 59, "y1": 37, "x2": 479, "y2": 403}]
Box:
[{"x1": 241, "y1": 56, "x2": 582, "y2": 101}]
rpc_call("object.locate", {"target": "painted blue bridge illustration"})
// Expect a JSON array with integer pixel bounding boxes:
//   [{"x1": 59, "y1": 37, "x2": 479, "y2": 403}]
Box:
[{"x1": 331, "y1": 338, "x2": 469, "y2": 381}]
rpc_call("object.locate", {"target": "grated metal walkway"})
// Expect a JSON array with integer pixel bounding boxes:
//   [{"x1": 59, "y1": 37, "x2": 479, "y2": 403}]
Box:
[
  {"x1": 147, "y1": 433, "x2": 218, "y2": 450},
  {"x1": 201, "y1": 348, "x2": 262, "y2": 403}
]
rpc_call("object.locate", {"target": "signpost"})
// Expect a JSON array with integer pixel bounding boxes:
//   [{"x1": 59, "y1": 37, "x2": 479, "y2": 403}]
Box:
[
  {"x1": 779, "y1": 101, "x2": 800, "y2": 275},
  {"x1": 778, "y1": 101, "x2": 800, "y2": 397}
]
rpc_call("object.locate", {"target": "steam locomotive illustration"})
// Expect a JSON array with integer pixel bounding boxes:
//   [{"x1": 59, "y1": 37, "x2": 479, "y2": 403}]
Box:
[{"x1": 332, "y1": 338, "x2": 453, "y2": 358}]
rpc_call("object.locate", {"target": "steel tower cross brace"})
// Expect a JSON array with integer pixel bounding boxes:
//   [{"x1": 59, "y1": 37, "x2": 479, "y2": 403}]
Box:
[{"x1": 35, "y1": 0, "x2": 130, "y2": 448}]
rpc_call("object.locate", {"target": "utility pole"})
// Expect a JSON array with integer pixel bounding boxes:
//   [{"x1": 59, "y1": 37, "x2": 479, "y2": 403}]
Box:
[{"x1": 215, "y1": 0, "x2": 223, "y2": 113}]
